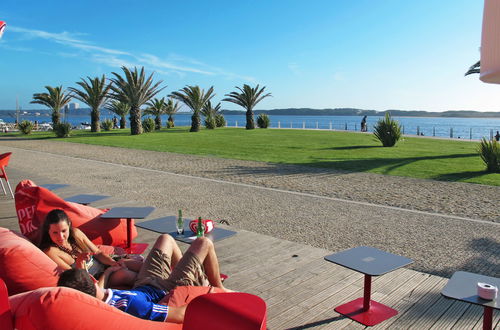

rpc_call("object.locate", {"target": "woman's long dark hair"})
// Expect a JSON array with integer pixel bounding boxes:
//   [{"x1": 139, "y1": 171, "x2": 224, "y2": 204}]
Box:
[{"x1": 38, "y1": 209, "x2": 82, "y2": 252}]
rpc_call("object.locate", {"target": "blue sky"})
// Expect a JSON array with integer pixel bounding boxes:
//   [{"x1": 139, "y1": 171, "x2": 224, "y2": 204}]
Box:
[{"x1": 0, "y1": 0, "x2": 497, "y2": 112}]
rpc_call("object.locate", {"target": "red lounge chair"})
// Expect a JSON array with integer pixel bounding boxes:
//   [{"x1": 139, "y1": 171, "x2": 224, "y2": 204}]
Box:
[
  {"x1": 184, "y1": 292, "x2": 267, "y2": 330},
  {"x1": 0, "y1": 152, "x2": 13, "y2": 199},
  {"x1": 14, "y1": 180, "x2": 136, "y2": 248}
]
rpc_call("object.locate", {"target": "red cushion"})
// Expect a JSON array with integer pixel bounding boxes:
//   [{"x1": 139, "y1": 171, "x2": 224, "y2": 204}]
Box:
[
  {"x1": 0, "y1": 228, "x2": 58, "y2": 296},
  {"x1": 15, "y1": 180, "x2": 136, "y2": 247},
  {"x1": 9, "y1": 287, "x2": 180, "y2": 330}
]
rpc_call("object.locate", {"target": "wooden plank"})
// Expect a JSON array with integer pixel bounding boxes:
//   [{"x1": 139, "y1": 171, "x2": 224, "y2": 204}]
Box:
[
  {"x1": 385, "y1": 277, "x2": 448, "y2": 329},
  {"x1": 429, "y1": 300, "x2": 474, "y2": 330}
]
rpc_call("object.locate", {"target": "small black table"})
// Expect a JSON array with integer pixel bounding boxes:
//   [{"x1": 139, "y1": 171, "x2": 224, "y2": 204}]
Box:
[
  {"x1": 65, "y1": 194, "x2": 110, "y2": 205},
  {"x1": 442, "y1": 271, "x2": 499, "y2": 330},
  {"x1": 136, "y1": 216, "x2": 237, "y2": 244},
  {"x1": 324, "y1": 246, "x2": 413, "y2": 326},
  {"x1": 100, "y1": 206, "x2": 155, "y2": 254},
  {"x1": 39, "y1": 183, "x2": 70, "y2": 191}
]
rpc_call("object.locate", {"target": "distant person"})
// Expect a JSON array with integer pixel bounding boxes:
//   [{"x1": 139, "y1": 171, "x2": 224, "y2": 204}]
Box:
[
  {"x1": 360, "y1": 116, "x2": 367, "y2": 132},
  {"x1": 34, "y1": 120, "x2": 39, "y2": 130},
  {"x1": 495, "y1": 131, "x2": 500, "y2": 142},
  {"x1": 112, "y1": 116, "x2": 118, "y2": 129}
]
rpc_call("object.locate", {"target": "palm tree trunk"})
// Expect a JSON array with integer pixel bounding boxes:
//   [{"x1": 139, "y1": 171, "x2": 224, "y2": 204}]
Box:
[
  {"x1": 130, "y1": 106, "x2": 142, "y2": 135},
  {"x1": 246, "y1": 109, "x2": 255, "y2": 129},
  {"x1": 91, "y1": 108, "x2": 101, "y2": 132},
  {"x1": 168, "y1": 115, "x2": 174, "y2": 127},
  {"x1": 52, "y1": 110, "x2": 60, "y2": 126},
  {"x1": 120, "y1": 116, "x2": 126, "y2": 129},
  {"x1": 190, "y1": 113, "x2": 200, "y2": 132},
  {"x1": 155, "y1": 116, "x2": 161, "y2": 130}
]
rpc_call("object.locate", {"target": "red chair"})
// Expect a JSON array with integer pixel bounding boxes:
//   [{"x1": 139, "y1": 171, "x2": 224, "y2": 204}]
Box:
[
  {"x1": 0, "y1": 278, "x2": 13, "y2": 330},
  {"x1": 183, "y1": 292, "x2": 267, "y2": 330},
  {"x1": 0, "y1": 152, "x2": 13, "y2": 199}
]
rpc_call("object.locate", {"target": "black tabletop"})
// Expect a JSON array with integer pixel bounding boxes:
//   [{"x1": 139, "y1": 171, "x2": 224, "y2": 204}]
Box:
[
  {"x1": 324, "y1": 246, "x2": 413, "y2": 276},
  {"x1": 136, "y1": 216, "x2": 237, "y2": 243},
  {"x1": 65, "y1": 194, "x2": 110, "y2": 205},
  {"x1": 100, "y1": 206, "x2": 155, "y2": 219},
  {"x1": 442, "y1": 271, "x2": 500, "y2": 309},
  {"x1": 39, "y1": 183, "x2": 70, "y2": 191}
]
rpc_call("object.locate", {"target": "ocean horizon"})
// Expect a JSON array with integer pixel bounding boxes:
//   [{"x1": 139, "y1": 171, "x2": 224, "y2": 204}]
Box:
[{"x1": 1, "y1": 112, "x2": 499, "y2": 140}]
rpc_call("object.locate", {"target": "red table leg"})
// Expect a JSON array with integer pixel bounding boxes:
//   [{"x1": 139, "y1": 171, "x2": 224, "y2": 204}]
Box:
[
  {"x1": 334, "y1": 274, "x2": 398, "y2": 326},
  {"x1": 483, "y1": 306, "x2": 493, "y2": 330},
  {"x1": 125, "y1": 218, "x2": 148, "y2": 255},
  {"x1": 126, "y1": 218, "x2": 132, "y2": 250}
]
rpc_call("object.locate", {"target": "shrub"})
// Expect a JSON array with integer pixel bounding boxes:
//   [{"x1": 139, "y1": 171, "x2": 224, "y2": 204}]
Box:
[
  {"x1": 18, "y1": 120, "x2": 34, "y2": 135},
  {"x1": 166, "y1": 119, "x2": 174, "y2": 128},
  {"x1": 53, "y1": 123, "x2": 71, "y2": 138},
  {"x1": 257, "y1": 114, "x2": 270, "y2": 128},
  {"x1": 101, "y1": 119, "x2": 113, "y2": 131},
  {"x1": 478, "y1": 138, "x2": 500, "y2": 173},
  {"x1": 373, "y1": 112, "x2": 402, "y2": 147},
  {"x1": 215, "y1": 114, "x2": 226, "y2": 128},
  {"x1": 205, "y1": 115, "x2": 216, "y2": 129},
  {"x1": 142, "y1": 117, "x2": 155, "y2": 133}
]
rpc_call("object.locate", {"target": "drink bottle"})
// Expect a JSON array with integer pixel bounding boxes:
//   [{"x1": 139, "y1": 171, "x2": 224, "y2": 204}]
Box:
[{"x1": 196, "y1": 217, "x2": 204, "y2": 237}]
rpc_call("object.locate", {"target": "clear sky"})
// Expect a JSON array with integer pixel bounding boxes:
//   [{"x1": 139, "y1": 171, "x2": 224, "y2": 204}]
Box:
[{"x1": 0, "y1": 0, "x2": 497, "y2": 112}]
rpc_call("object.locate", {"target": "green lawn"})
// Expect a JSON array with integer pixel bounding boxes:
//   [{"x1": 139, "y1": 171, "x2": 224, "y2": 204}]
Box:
[{"x1": 8, "y1": 127, "x2": 499, "y2": 186}]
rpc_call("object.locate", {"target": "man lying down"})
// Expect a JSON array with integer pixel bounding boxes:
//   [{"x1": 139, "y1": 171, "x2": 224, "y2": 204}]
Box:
[{"x1": 58, "y1": 234, "x2": 232, "y2": 323}]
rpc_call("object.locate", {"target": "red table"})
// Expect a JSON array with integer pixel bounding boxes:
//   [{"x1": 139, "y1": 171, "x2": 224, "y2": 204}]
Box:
[
  {"x1": 100, "y1": 206, "x2": 155, "y2": 254},
  {"x1": 324, "y1": 246, "x2": 413, "y2": 326}
]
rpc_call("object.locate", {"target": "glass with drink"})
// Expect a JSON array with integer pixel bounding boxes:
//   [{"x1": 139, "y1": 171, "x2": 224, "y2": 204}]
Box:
[{"x1": 176, "y1": 209, "x2": 184, "y2": 237}]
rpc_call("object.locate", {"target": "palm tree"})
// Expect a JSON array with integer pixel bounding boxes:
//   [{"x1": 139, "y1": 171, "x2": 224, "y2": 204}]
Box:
[
  {"x1": 144, "y1": 97, "x2": 167, "y2": 130},
  {"x1": 223, "y1": 84, "x2": 271, "y2": 129},
  {"x1": 165, "y1": 98, "x2": 181, "y2": 127},
  {"x1": 69, "y1": 75, "x2": 111, "y2": 132},
  {"x1": 170, "y1": 85, "x2": 215, "y2": 132},
  {"x1": 106, "y1": 100, "x2": 130, "y2": 129},
  {"x1": 31, "y1": 86, "x2": 72, "y2": 126},
  {"x1": 465, "y1": 61, "x2": 480, "y2": 76},
  {"x1": 109, "y1": 66, "x2": 164, "y2": 135},
  {"x1": 201, "y1": 100, "x2": 221, "y2": 118}
]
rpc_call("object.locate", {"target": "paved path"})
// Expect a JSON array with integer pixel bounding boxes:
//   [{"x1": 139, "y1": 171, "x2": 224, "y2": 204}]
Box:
[{"x1": 0, "y1": 139, "x2": 498, "y2": 278}]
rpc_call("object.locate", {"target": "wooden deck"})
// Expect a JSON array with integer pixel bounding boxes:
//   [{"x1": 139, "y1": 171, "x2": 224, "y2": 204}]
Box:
[{"x1": 1, "y1": 168, "x2": 498, "y2": 329}]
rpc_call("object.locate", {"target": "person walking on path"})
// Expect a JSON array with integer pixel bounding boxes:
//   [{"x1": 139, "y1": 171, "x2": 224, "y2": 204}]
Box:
[
  {"x1": 58, "y1": 233, "x2": 231, "y2": 323},
  {"x1": 360, "y1": 115, "x2": 368, "y2": 132}
]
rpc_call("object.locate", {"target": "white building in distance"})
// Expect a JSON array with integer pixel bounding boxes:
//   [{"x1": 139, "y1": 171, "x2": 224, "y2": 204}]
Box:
[{"x1": 69, "y1": 103, "x2": 79, "y2": 111}]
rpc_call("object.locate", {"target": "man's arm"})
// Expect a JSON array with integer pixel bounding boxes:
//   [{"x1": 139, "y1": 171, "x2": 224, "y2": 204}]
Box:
[
  {"x1": 165, "y1": 305, "x2": 186, "y2": 323},
  {"x1": 97, "y1": 265, "x2": 124, "y2": 288}
]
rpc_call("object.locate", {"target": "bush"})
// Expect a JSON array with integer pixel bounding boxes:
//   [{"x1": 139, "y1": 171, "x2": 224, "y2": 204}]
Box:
[
  {"x1": 166, "y1": 119, "x2": 174, "y2": 128},
  {"x1": 215, "y1": 114, "x2": 226, "y2": 128},
  {"x1": 142, "y1": 117, "x2": 155, "y2": 133},
  {"x1": 373, "y1": 112, "x2": 402, "y2": 147},
  {"x1": 18, "y1": 120, "x2": 34, "y2": 135},
  {"x1": 53, "y1": 123, "x2": 71, "y2": 138},
  {"x1": 101, "y1": 119, "x2": 113, "y2": 131},
  {"x1": 478, "y1": 138, "x2": 500, "y2": 173},
  {"x1": 257, "y1": 114, "x2": 270, "y2": 128},
  {"x1": 205, "y1": 115, "x2": 216, "y2": 129}
]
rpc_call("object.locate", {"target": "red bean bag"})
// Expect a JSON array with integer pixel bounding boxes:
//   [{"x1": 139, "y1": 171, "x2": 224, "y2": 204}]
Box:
[
  {"x1": 14, "y1": 180, "x2": 136, "y2": 248},
  {"x1": 9, "y1": 286, "x2": 181, "y2": 330},
  {"x1": 0, "y1": 228, "x2": 58, "y2": 296}
]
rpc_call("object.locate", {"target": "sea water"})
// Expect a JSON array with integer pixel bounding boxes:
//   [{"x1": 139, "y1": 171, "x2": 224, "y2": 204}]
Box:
[{"x1": 2, "y1": 112, "x2": 499, "y2": 140}]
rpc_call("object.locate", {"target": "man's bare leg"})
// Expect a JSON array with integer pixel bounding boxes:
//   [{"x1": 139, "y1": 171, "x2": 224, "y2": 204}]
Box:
[
  {"x1": 188, "y1": 237, "x2": 231, "y2": 292},
  {"x1": 150, "y1": 234, "x2": 183, "y2": 269}
]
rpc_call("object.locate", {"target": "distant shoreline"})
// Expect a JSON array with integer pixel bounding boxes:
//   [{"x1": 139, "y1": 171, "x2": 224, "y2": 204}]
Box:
[{"x1": 1, "y1": 107, "x2": 500, "y2": 118}]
